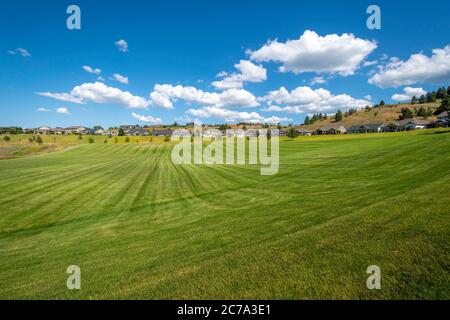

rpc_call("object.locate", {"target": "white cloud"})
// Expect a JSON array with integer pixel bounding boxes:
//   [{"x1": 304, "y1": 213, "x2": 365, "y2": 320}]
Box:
[
  {"x1": 37, "y1": 107, "x2": 50, "y2": 112},
  {"x1": 262, "y1": 86, "x2": 371, "y2": 114},
  {"x1": 115, "y1": 39, "x2": 128, "y2": 52},
  {"x1": 97, "y1": 76, "x2": 105, "y2": 81},
  {"x1": 56, "y1": 107, "x2": 70, "y2": 115},
  {"x1": 8, "y1": 47, "x2": 31, "y2": 57},
  {"x1": 363, "y1": 60, "x2": 378, "y2": 67},
  {"x1": 150, "y1": 84, "x2": 259, "y2": 109},
  {"x1": 391, "y1": 87, "x2": 427, "y2": 101},
  {"x1": 186, "y1": 106, "x2": 291, "y2": 124},
  {"x1": 369, "y1": 46, "x2": 450, "y2": 88},
  {"x1": 131, "y1": 112, "x2": 162, "y2": 124},
  {"x1": 310, "y1": 76, "x2": 327, "y2": 85},
  {"x1": 82, "y1": 65, "x2": 102, "y2": 75},
  {"x1": 112, "y1": 73, "x2": 129, "y2": 85},
  {"x1": 364, "y1": 95, "x2": 372, "y2": 101},
  {"x1": 249, "y1": 30, "x2": 377, "y2": 76},
  {"x1": 37, "y1": 82, "x2": 149, "y2": 109},
  {"x1": 212, "y1": 60, "x2": 267, "y2": 89}
]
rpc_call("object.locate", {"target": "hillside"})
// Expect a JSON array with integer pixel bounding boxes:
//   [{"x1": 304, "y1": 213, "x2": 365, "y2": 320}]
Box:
[{"x1": 299, "y1": 101, "x2": 441, "y2": 130}]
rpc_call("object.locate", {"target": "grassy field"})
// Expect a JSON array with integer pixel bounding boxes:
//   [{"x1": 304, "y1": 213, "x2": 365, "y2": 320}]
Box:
[{"x1": 0, "y1": 130, "x2": 449, "y2": 299}]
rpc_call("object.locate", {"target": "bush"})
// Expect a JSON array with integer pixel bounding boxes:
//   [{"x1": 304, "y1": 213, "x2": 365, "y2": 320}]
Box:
[
  {"x1": 104, "y1": 139, "x2": 107, "y2": 143},
  {"x1": 164, "y1": 135, "x2": 170, "y2": 142},
  {"x1": 36, "y1": 136, "x2": 43, "y2": 144},
  {"x1": 125, "y1": 137, "x2": 130, "y2": 143},
  {"x1": 114, "y1": 137, "x2": 118, "y2": 143},
  {"x1": 78, "y1": 134, "x2": 83, "y2": 140},
  {"x1": 28, "y1": 137, "x2": 33, "y2": 143},
  {"x1": 88, "y1": 137, "x2": 94, "y2": 143},
  {"x1": 3, "y1": 136, "x2": 10, "y2": 141}
]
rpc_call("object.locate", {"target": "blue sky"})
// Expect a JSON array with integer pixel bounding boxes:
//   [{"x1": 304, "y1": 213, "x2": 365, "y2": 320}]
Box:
[{"x1": 1, "y1": 0, "x2": 449, "y2": 128}]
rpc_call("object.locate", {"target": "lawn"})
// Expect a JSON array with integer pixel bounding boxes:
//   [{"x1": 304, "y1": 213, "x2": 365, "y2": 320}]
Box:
[{"x1": 0, "y1": 130, "x2": 449, "y2": 299}]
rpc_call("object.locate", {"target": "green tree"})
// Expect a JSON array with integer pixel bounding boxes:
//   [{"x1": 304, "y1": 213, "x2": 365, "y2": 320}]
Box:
[
  {"x1": 304, "y1": 116, "x2": 311, "y2": 125},
  {"x1": 434, "y1": 97, "x2": 449, "y2": 115},
  {"x1": 436, "y1": 87, "x2": 446, "y2": 99},
  {"x1": 118, "y1": 128, "x2": 125, "y2": 136},
  {"x1": 426, "y1": 92, "x2": 436, "y2": 103},
  {"x1": 416, "y1": 106, "x2": 426, "y2": 117},
  {"x1": 411, "y1": 96, "x2": 417, "y2": 104},
  {"x1": 287, "y1": 128, "x2": 298, "y2": 139},
  {"x1": 379, "y1": 100, "x2": 385, "y2": 106},
  {"x1": 334, "y1": 110, "x2": 343, "y2": 122},
  {"x1": 399, "y1": 107, "x2": 413, "y2": 120},
  {"x1": 78, "y1": 133, "x2": 83, "y2": 139},
  {"x1": 419, "y1": 95, "x2": 426, "y2": 104},
  {"x1": 36, "y1": 136, "x2": 43, "y2": 144}
]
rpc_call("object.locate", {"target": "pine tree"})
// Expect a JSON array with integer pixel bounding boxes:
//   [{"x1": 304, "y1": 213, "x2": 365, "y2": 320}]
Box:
[
  {"x1": 411, "y1": 96, "x2": 417, "y2": 104},
  {"x1": 304, "y1": 116, "x2": 311, "y2": 125},
  {"x1": 335, "y1": 110, "x2": 343, "y2": 122}
]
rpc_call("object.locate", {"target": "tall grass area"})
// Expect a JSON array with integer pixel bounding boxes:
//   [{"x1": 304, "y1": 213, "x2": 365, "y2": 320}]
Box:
[{"x1": 0, "y1": 130, "x2": 449, "y2": 299}]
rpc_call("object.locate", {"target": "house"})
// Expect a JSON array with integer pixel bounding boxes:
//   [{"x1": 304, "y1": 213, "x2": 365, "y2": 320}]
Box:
[
  {"x1": 53, "y1": 127, "x2": 67, "y2": 135},
  {"x1": 95, "y1": 129, "x2": 106, "y2": 135},
  {"x1": 437, "y1": 111, "x2": 448, "y2": 121},
  {"x1": 430, "y1": 118, "x2": 449, "y2": 128},
  {"x1": 128, "y1": 128, "x2": 149, "y2": 136},
  {"x1": 82, "y1": 128, "x2": 95, "y2": 135},
  {"x1": 24, "y1": 128, "x2": 35, "y2": 134},
  {"x1": 65, "y1": 126, "x2": 86, "y2": 134},
  {"x1": 383, "y1": 122, "x2": 401, "y2": 132},
  {"x1": 314, "y1": 124, "x2": 347, "y2": 135},
  {"x1": 296, "y1": 128, "x2": 312, "y2": 136},
  {"x1": 279, "y1": 130, "x2": 289, "y2": 136},
  {"x1": 347, "y1": 123, "x2": 384, "y2": 134},
  {"x1": 152, "y1": 129, "x2": 172, "y2": 136},
  {"x1": 36, "y1": 126, "x2": 52, "y2": 135},
  {"x1": 399, "y1": 119, "x2": 430, "y2": 130}
]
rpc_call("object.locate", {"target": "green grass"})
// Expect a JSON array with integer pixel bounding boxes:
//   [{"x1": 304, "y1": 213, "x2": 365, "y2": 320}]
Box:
[{"x1": 0, "y1": 130, "x2": 449, "y2": 299}]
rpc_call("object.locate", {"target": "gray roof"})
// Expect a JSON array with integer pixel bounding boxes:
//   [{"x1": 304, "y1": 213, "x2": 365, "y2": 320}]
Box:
[{"x1": 348, "y1": 123, "x2": 384, "y2": 131}]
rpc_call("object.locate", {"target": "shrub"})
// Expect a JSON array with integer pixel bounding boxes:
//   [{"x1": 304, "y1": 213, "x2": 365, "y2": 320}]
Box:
[
  {"x1": 88, "y1": 137, "x2": 94, "y2": 143},
  {"x1": 78, "y1": 134, "x2": 83, "y2": 140},
  {"x1": 164, "y1": 135, "x2": 170, "y2": 142},
  {"x1": 114, "y1": 137, "x2": 118, "y2": 143},
  {"x1": 3, "y1": 136, "x2": 10, "y2": 141},
  {"x1": 36, "y1": 136, "x2": 43, "y2": 144},
  {"x1": 125, "y1": 137, "x2": 130, "y2": 143},
  {"x1": 104, "y1": 139, "x2": 107, "y2": 143},
  {"x1": 28, "y1": 137, "x2": 33, "y2": 143}
]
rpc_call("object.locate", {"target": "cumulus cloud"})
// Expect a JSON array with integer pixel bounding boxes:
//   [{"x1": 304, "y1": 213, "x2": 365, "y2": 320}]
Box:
[
  {"x1": 212, "y1": 60, "x2": 267, "y2": 89},
  {"x1": 37, "y1": 82, "x2": 149, "y2": 109},
  {"x1": 391, "y1": 87, "x2": 427, "y2": 101},
  {"x1": 56, "y1": 107, "x2": 70, "y2": 115},
  {"x1": 369, "y1": 46, "x2": 450, "y2": 88},
  {"x1": 249, "y1": 30, "x2": 377, "y2": 76},
  {"x1": 261, "y1": 86, "x2": 371, "y2": 114},
  {"x1": 82, "y1": 65, "x2": 101, "y2": 75},
  {"x1": 131, "y1": 112, "x2": 162, "y2": 124},
  {"x1": 186, "y1": 106, "x2": 291, "y2": 124},
  {"x1": 149, "y1": 84, "x2": 259, "y2": 109},
  {"x1": 37, "y1": 107, "x2": 50, "y2": 112},
  {"x1": 112, "y1": 73, "x2": 129, "y2": 84},
  {"x1": 115, "y1": 39, "x2": 128, "y2": 52},
  {"x1": 8, "y1": 47, "x2": 31, "y2": 57}
]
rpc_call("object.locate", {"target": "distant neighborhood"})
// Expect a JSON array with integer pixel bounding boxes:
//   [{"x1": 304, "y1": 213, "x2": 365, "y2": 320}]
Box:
[{"x1": 0, "y1": 110, "x2": 448, "y2": 139}]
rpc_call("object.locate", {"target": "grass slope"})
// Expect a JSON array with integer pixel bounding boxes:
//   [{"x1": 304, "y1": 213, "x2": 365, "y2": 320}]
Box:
[
  {"x1": 0, "y1": 130, "x2": 449, "y2": 299},
  {"x1": 300, "y1": 101, "x2": 440, "y2": 130}
]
